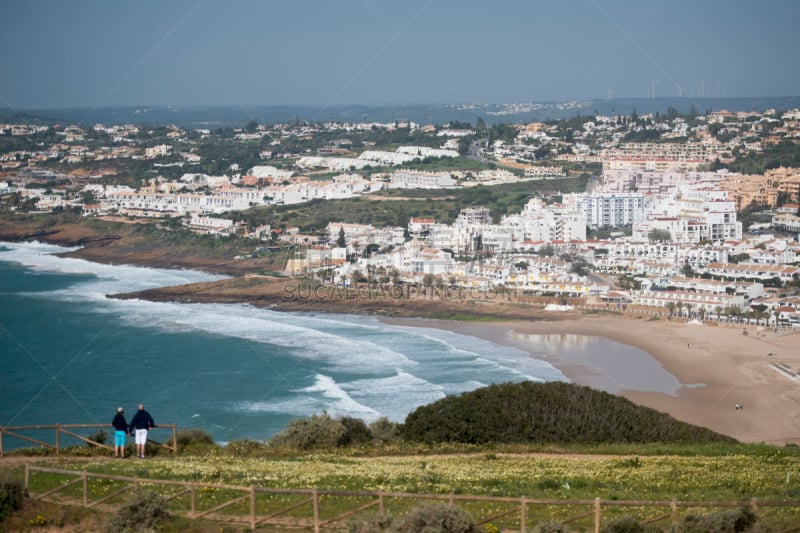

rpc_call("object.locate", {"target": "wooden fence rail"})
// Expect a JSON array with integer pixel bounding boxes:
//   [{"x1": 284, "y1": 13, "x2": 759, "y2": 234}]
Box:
[
  {"x1": 0, "y1": 423, "x2": 178, "y2": 456},
  {"x1": 24, "y1": 465, "x2": 800, "y2": 533}
]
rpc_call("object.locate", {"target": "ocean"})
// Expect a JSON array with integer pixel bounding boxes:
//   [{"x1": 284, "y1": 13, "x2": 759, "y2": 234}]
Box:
[{"x1": 0, "y1": 241, "x2": 573, "y2": 446}]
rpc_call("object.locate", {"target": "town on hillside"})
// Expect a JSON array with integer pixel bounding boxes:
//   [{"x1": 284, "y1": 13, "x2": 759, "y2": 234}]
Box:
[{"x1": 1, "y1": 107, "x2": 800, "y2": 327}]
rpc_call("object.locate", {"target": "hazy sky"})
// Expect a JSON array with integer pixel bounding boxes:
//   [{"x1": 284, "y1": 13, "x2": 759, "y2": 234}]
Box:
[{"x1": 1, "y1": 0, "x2": 798, "y2": 109}]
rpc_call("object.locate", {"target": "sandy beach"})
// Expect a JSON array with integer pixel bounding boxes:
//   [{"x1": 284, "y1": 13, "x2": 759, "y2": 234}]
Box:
[{"x1": 386, "y1": 315, "x2": 800, "y2": 445}]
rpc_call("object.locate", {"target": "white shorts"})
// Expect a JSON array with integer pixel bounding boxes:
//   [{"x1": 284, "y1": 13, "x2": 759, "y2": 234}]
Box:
[{"x1": 135, "y1": 429, "x2": 148, "y2": 445}]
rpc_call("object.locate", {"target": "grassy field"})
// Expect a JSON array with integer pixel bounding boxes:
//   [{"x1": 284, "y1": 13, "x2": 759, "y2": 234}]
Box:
[{"x1": 6, "y1": 442, "x2": 800, "y2": 531}]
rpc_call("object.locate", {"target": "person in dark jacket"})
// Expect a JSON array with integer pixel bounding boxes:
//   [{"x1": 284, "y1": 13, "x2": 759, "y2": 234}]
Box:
[
  {"x1": 111, "y1": 407, "x2": 128, "y2": 458},
  {"x1": 128, "y1": 404, "x2": 155, "y2": 458}
]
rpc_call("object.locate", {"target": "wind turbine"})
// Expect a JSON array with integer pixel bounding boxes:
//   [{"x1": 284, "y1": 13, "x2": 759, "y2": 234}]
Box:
[
  {"x1": 649, "y1": 79, "x2": 660, "y2": 100},
  {"x1": 607, "y1": 88, "x2": 616, "y2": 100},
  {"x1": 676, "y1": 83, "x2": 686, "y2": 97}
]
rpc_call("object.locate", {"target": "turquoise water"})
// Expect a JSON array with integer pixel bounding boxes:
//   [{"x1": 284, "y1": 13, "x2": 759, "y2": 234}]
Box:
[{"x1": 1, "y1": 242, "x2": 571, "y2": 445}]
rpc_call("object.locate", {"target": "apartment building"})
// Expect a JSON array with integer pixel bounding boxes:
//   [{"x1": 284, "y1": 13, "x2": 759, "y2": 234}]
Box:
[
  {"x1": 564, "y1": 192, "x2": 644, "y2": 228},
  {"x1": 389, "y1": 170, "x2": 454, "y2": 189}
]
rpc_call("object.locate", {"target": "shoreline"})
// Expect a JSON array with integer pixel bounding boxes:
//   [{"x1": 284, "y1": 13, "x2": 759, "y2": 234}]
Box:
[
  {"x1": 383, "y1": 315, "x2": 800, "y2": 445},
  {"x1": 4, "y1": 237, "x2": 800, "y2": 444}
]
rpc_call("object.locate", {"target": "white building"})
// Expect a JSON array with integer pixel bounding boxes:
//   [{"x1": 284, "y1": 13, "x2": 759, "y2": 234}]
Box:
[
  {"x1": 145, "y1": 144, "x2": 172, "y2": 159},
  {"x1": 389, "y1": 170, "x2": 454, "y2": 189},
  {"x1": 184, "y1": 215, "x2": 235, "y2": 235},
  {"x1": 632, "y1": 185, "x2": 741, "y2": 243},
  {"x1": 564, "y1": 192, "x2": 645, "y2": 228}
]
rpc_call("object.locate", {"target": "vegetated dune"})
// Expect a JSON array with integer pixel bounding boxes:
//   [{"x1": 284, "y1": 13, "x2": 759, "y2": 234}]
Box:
[{"x1": 401, "y1": 381, "x2": 736, "y2": 445}]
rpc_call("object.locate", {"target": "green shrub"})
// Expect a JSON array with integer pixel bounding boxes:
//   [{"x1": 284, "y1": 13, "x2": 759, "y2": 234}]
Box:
[
  {"x1": 176, "y1": 428, "x2": 214, "y2": 446},
  {"x1": 269, "y1": 412, "x2": 346, "y2": 450},
  {"x1": 0, "y1": 477, "x2": 24, "y2": 522},
  {"x1": 104, "y1": 490, "x2": 170, "y2": 533},
  {"x1": 401, "y1": 382, "x2": 735, "y2": 445},
  {"x1": 676, "y1": 507, "x2": 757, "y2": 533},
  {"x1": 532, "y1": 521, "x2": 568, "y2": 533},
  {"x1": 347, "y1": 512, "x2": 394, "y2": 532},
  {"x1": 339, "y1": 416, "x2": 373, "y2": 446},
  {"x1": 224, "y1": 439, "x2": 269, "y2": 456},
  {"x1": 90, "y1": 429, "x2": 107, "y2": 446},
  {"x1": 394, "y1": 503, "x2": 478, "y2": 533},
  {"x1": 175, "y1": 428, "x2": 216, "y2": 453},
  {"x1": 369, "y1": 417, "x2": 400, "y2": 443},
  {"x1": 601, "y1": 515, "x2": 646, "y2": 533}
]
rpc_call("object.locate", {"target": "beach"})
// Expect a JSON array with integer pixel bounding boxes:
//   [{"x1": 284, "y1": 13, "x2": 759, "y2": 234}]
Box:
[
  {"x1": 4, "y1": 233, "x2": 800, "y2": 445},
  {"x1": 386, "y1": 315, "x2": 800, "y2": 445}
]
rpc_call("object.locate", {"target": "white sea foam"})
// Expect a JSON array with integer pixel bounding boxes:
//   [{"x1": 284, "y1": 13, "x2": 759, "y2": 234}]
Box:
[
  {"x1": 1, "y1": 240, "x2": 573, "y2": 431},
  {"x1": 0, "y1": 241, "x2": 223, "y2": 295},
  {"x1": 342, "y1": 370, "x2": 447, "y2": 421},
  {"x1": 236, "y1": 373, "x2": 380, "y2": 420}
]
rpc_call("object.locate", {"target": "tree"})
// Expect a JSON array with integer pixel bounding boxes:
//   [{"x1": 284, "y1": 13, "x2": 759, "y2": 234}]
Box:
[
  {"x1": 422, "y1": 274, "x2": 435, "y2": 298},
  {"x1": 648, "y1": 228, "x2": 672, "y2": 243},
  {"x1": 350, "y1": 269, "x2": 364, "y2": 289},
  {"x1": 336, "y1": 226, "x2": 346, "y2": 248},
  {"x1": 80, "y1": 190, "x2": 97, "y2": 204}
]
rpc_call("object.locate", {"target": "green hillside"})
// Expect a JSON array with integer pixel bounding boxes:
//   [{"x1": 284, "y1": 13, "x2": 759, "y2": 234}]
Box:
[{"x1": 401, "y1": 381, "x2": 735, "y2": 445}]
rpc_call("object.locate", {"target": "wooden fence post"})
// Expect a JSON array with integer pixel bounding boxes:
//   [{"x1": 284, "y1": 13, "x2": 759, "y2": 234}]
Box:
[
  {"x1": 313, "y1": 488, "x2": 320, "y2": 533},
  {"x1": 24, "y1": 463, "x2": 29, "y2": 492},
  {"x1": 671, "y1": 498, "x2": 677, "y2": 526},
  {"x1": 594, "y1": 496, "x2": 601, "y2": 533},
  {"x1": 82, "y1": 471, "x2": 88, "y2": 507},
  {"x1": 449, "y1": 492, "x2": 455, "y2": 505},
  {"x1": 172, "y1": 424, "x2": 177, "y2": 454},
  {"x1": 751, "y1": 497, "x2": 758, "y2": 514},
  {"x1": 378, "y1": 491, "x2": 384, "y2": 515},
  {"x1": 0, "y1": 427, "x2": 4, "y2": 457},
  {"x1": 190, "y1": 482, "x2": 196, "y2": 518},
  {"x1": 250, "y1": 485, "x2": 256, "y2": 530},
  {"x1": 56, "y1": 424, "x2": 61, "y2": 455},
  {"x1": 520, "y1": 496, "x2": 526, "y2": 533}
]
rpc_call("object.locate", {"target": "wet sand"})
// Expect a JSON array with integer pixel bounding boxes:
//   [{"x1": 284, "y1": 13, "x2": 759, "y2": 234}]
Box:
[{"x1": 384, "y1": 316, "x2": 800, "y2": 445}]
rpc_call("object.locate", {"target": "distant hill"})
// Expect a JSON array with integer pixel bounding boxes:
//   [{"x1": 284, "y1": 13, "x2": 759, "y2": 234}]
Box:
[
  {"x1": 401, "y1": 381, "x2": 735, "y2": 444},
  {"x1": 0, "y1": 96, "x2": 795, "y2": 128}
]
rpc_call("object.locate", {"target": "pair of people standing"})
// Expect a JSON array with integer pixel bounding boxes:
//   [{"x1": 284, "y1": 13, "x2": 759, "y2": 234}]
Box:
[{"x1": 111, "y1": 404, "x2": 155, "y2": 458}]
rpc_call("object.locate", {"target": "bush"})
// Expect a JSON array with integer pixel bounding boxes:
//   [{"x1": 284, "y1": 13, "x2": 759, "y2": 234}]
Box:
[
  {"x1": 601, "y1": 515, "x2": 646, "y2": 533},
  {"x1": 104, "y1": 490, "x2": 170, "y2": 533},
  {"x1": 0, "y1": 477, "x2": 24, "y2": 522},
  {"x1": 532, "y1": 521, "x2": 568, "y2": 533},
  {"x1": 401, "y1": 382, "x2": 734, "y2": 445},
  {"x1": 269, "y1": 412, "x2": 346, "y2": 450},
  {"x1": 369, "y1": 417, "x2": 400, "y2": 444},
  {"x1": 394, "y1": 503, "x2": 478, "y2": 533},
  {"x1": 339, "y1": 416, "x2": 373, "y2": 446},
  {"x1": 176, "y1": 428, "x2": 216, "y2": 453},
  {"x1": 676, "y1": 507, "x2": 757, "y2": 533},
  {"x1": 224, "y1": 439, "x2": 270, "y2": 456},
  {"x1": 176, "y1": 428, "x2": 214, "y2": 447},
  {"x1": 347, "y1": 512, "x2": 394, "y2": 532},
  {"x1": 90, "y1": 429, "x2": 107, "y2": 446}
]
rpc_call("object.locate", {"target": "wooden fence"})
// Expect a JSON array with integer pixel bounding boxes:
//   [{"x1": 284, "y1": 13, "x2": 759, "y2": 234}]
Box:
[
  {"x1": 24, "y1": 465, "x2": 800, "y2": 532},
  {"x1": 0, "y1": 423, "x2": 178, "y2": 456}
]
